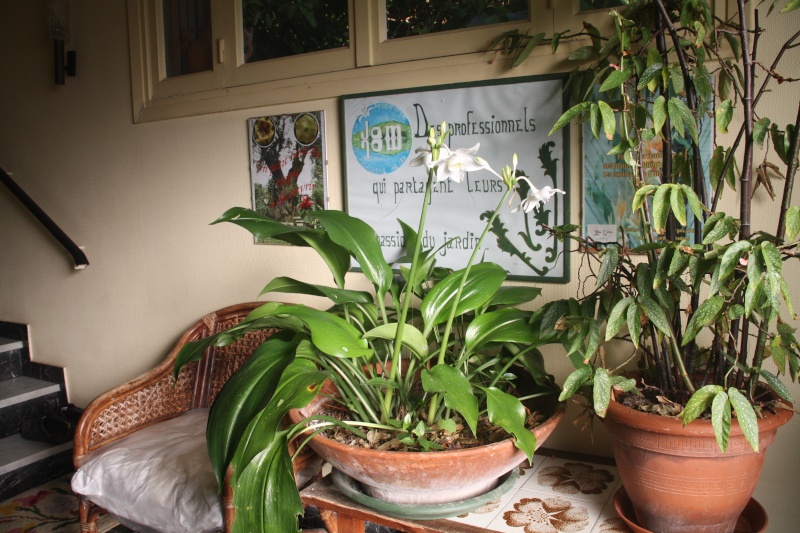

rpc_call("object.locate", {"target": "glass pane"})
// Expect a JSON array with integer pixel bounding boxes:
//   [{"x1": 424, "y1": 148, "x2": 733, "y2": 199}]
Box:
[
  {"x1": 579, "y1": 0, "x2": 624, "y2": 11},
  {"x1": 242, "y1": 0, "x2": 350, "y2": 63},
  {"x1": 162, "y1": 0, "x2": 213, "y2": 77},
  {"x1": 386, "y1": 0, "x2": 528, "y2": 39}
]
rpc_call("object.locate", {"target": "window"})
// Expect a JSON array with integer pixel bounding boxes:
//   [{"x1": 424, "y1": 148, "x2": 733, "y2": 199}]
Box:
[
  {"x1": 128, "y1": 1, "x2": 557, "y2": 122},
  {"x1": 385, "y1": 0, "x2": 529, "y2": 39},
  {"x1": 242, "y1": 0, "x2": 350, "y2": 63}
]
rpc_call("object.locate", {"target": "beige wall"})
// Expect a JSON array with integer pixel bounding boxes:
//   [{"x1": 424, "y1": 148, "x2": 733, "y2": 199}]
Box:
[{"x1": 1, "y1": 1, "x2": 798, "y2": 529}]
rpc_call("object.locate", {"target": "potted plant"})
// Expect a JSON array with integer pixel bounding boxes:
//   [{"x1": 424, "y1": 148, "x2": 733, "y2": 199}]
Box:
[
  {"x1": 491, "y1": 0, "x2": 798, "y2": 531},
  {"x1": 173, "y1": 125, "x2": 566, "y2": 532}
]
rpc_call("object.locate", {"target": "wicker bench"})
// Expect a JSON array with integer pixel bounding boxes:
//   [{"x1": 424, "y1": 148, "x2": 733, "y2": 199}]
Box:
[{"x1": 72, "y1": 302, "x2": 321, "y2": 533}]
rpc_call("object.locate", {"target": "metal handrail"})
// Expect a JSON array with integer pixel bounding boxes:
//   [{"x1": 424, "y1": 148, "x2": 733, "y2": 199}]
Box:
[{"x1": 1, "y1": 166, "x2": 89, "y2": 269}]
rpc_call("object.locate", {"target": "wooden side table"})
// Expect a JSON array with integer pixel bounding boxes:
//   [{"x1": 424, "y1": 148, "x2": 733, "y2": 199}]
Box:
[{"x1": 300, "y1": 476, "x2": 490, "y2": 533}]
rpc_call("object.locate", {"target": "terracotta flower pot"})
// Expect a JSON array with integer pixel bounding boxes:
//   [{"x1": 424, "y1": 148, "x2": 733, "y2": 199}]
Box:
[
  {"x1": 288, "y1": 393, "x2": 564, "y2": 506},
  {"x1": 604, "y1": 395, "x2": 792, "y2": 533}
]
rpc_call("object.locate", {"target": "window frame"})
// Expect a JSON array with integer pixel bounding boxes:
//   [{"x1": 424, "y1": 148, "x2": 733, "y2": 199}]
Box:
[{"x1": 128, "y1": 1, "x2": 563, "y2": 123}]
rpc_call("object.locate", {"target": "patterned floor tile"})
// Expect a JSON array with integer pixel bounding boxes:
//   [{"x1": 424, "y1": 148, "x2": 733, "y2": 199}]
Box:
[
  {"x1": 590, "y1": 499, "x2": 632, "y2": 533},
  {"x1": 486, "y1": 488, "x2": 606, "y2": 533},
  {"x1": 520, "y1": 456, "x2": 620, "y2": 503}
]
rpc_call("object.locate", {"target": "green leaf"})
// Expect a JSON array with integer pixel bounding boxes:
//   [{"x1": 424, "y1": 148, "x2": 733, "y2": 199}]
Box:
[
  {"x1": 600, "y1": 69, "x2": 631, "y2": 93},
  {"x1": 716, "y1": 100, "x2": 733, "y2": 134},
  {"x1": 363, "y1": 323, "x2": 429, "y2": 359},
  {"x1": 627, "y1": 303, "x2": 642, "y2": 348},
  {"x1": 711, "y1": 391, "x2": 731, "y2": 452},
  {"x1": 464, "y1": 308, "x2": 539, "y2": 354},
  {"x1": 709, "y1": 146, "x2": 724, "y2": 192},
  {"x1": 744, "y1": 274, "x2": 764, "y2": 318},
  {"x1": 260, "y1": 276, "x2": 373, "y2": 305},
  {"x1": 652, "y1": 184, "x2": 672, "y2": 234},
  {"x1": 593, "y1": 368, "x2": 613, "y2": 418},
  {"x1": 512, "y1": 32, "x2": 546, "y2": 67},
  {"x1": 275, "y1": 304, "x2": 372, "y2": 358},
  {"x1": 703, "y1": 215, "x2": 733, "y2": 245},
  {"x1": 637, "y1": 62, "x2": 664, "y2": 91},
  {"x1": 681, "y1": 185, "x2": 705, "y2": 221},
  {"x1": 484, "y1": 387, "x2": 538, "y2": 463},
  {"x1": 230, "y1": 363, "x2": 329, "y2": 533},
  {"x1": 422, "y1": 365, "x2": 479, "y2": 436},
  {"x1": 589, "y1": 103, "x2": 601, "y2": 139},
  {"x1": 606, "y1": 297, "x2": 634, "y2": 340},
  {"x1": 761, "y1": 241, "x2": 783, "y2": 275},
  {"x1": 719, "y1": 241, "x2": 753, "y2": 281},
  {"x1": 598, "y1": 100, "x2": 616, "y2": 139},
  {"x1": 754, "y1": 118, "x2": 771, "y2": 147},
  {"x1": 640, "y1": 297, "x2": 672, "y2": 337},
  {"x1": 232, "y1": 430, "x2": 300, "y2": 533},
  {"x1": 682, "y1": 295, "x2": 724, "y2": 345},
  {"x1": 315, "y1": 211, "x2": 394, "y2": 296},
  {"x1": 668, "y1": 97, "x2": 699, "y2": 144},
  {"x1": 632, "y1": 184, "x2": 658, "y2": 212},
  {"x1": 489, "y1": 286, "x2": 542, "y2": 306},
  {"x1": 785, "y1": 206, "x2": 800, "y2": 241},
  {"x1": 681, "y1": 385, "x2": 723, "y2": 425},
  {"x1": 568, "y1": 45, "x2": 599, "y2": 62},
  {"x1": 206, "y1": 335, "x2": 297, "y2": 486},
  {"x1": 585, "y1": 321, "x2": 601, "y2": 360},
  {"x1": 213, "y1": 208, "x2": 350, "y2": 289},
  {"x1": 559, "y1": 366, "x2": 593, "y2": 401},
  {"x1": 759, "y1": 369, "x2": 793, "y2": 402},
  {"x1": 596, "y1": 247, "x2": 620, "y2": 289},
  {"x1": 781, "y1": 0, "x2": 800, "y2": 12},
  {"x1": 421, "y1": 263, "x2": 507, "y2": 336},
  {"x1": 670, "y1": 184, "x2": 687, "y2": 226},
  {"x1": 549, "y1": 101, "x2": 592, "y2": 135},
  {"x1": 653, "y1": 95, "x2": 667, "y2": 134},
  {"x1": 728, "y1": 388, "x2": 760, "y2": 452}
]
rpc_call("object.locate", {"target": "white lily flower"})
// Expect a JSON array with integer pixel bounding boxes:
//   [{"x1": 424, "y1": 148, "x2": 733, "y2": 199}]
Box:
[
  {"x1": 408, "y1": 144, "x2": 450, "y2": 169},
  {"x1": 435, "y1": 144, "x2": 495, "y2": 183},
  {"x1": 512, "y1": 176, "x2": 565, "y2": 213}
]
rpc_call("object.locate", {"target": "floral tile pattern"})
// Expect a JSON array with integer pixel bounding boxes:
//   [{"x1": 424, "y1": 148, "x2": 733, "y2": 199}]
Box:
[{"x1": 447, "y1": 456, "x2": 628, "y2": 533}]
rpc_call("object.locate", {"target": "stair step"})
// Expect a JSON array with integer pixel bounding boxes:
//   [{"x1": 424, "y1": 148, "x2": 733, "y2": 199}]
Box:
[
  {"x1": 0, "y1": 336, "x2": 24, "y2": 354},
  {"x1": 0, "y1": 433, "x2": 72, "y2": 476},
  {"x1": 0, "y1": 376, "x2": 60, "y2": 409},
  {"x1": 0, "y1": 434, "x2": 73, "y2": 500}
]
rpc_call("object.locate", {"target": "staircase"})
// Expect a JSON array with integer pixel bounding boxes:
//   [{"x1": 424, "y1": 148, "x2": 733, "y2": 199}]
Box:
[{"x1": 0, "y1": 321, "x2": 73, "y2": 501}]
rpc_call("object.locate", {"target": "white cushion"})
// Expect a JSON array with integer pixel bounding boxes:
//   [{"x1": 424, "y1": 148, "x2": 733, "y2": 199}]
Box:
[{"x1": 72, "y1": 409, "x2": 223, "y2": 533}]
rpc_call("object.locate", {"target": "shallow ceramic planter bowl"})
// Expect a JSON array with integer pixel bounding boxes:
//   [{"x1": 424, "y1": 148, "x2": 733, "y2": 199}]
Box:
[{"x1": 289, "y1": 393, "x2": 564, "y2": 505}]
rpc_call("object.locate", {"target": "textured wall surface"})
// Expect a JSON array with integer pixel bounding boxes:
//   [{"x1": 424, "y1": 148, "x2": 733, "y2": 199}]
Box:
[{"x1": 0, "y1": 1, "x2": 797, "y2": 530}]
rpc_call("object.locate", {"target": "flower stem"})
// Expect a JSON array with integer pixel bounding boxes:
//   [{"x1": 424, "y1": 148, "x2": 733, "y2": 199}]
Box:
[
  {"x1": 427, "y1": 185, "x2": 515, "y2": 423},
  {"x1": 382, "y1": 168, "x2": 436, "y2": 420}
]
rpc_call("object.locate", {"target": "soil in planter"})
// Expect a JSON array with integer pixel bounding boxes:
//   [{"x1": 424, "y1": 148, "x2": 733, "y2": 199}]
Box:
[
  {"x1": 617, "y1": 383, "x2": 780, "y2": 419},
  {"x1": 314, "y1": 386, "x2": 561, "y2": 453}
]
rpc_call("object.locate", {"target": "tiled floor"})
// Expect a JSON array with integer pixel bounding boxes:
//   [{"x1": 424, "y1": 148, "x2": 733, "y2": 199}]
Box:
[{"x1": 446, "y1": 455, "x2": 630, "y2": 533}]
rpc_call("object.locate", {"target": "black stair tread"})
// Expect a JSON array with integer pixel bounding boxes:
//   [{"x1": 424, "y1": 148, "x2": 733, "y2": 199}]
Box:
[
  {"x1": 0, "y1": 433, "x2": 72, "y2": 476},
  {"x1": 0, "y1": 337, "x2": 24, "y2": 354},
  {"x1": 0, "y1": 377, "x2": 61, "y2": 409}
]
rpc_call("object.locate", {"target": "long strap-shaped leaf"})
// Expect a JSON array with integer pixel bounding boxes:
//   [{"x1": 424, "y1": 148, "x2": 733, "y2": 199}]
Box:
[
  {"x1": 421, "y1": 263, "x2": 507, "y2": 336},
  {"x1": 464, "y1": 308, "x2": 538, "y2": 355},
  {"x1": 213, "y1": 208, "x2": 350, "y2": 288},
  {"x1": 315, "y1": 211, "x2": 394, "y2": 296},
  {"x1": 206, "y1": 334, "x2": 297, "y2": 485},
  {"x1": 229, "y1": 360, "x2": 330, "y2": 533},
  {"x1": 260, "y1": 276, "x2": 373, "y2": 305}
]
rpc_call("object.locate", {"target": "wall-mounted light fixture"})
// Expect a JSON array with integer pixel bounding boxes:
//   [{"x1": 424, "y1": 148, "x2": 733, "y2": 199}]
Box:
[{"x1": 47, "y1": 0, "x2": 76, "y2": 85}]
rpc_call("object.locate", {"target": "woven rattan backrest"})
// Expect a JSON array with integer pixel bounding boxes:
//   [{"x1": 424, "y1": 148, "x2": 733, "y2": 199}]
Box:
[
  {"x1": 190, "y1": 303, "x2": 276, "y2": 409},
  {"x1": 76, "y1": 302, "x2": 270, "y2": 455}
]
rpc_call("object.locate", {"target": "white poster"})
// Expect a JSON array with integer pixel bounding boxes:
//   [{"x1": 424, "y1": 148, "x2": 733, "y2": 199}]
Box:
[{"x1": 341, "y1": 76, "x2": 570, "y2": 282}]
